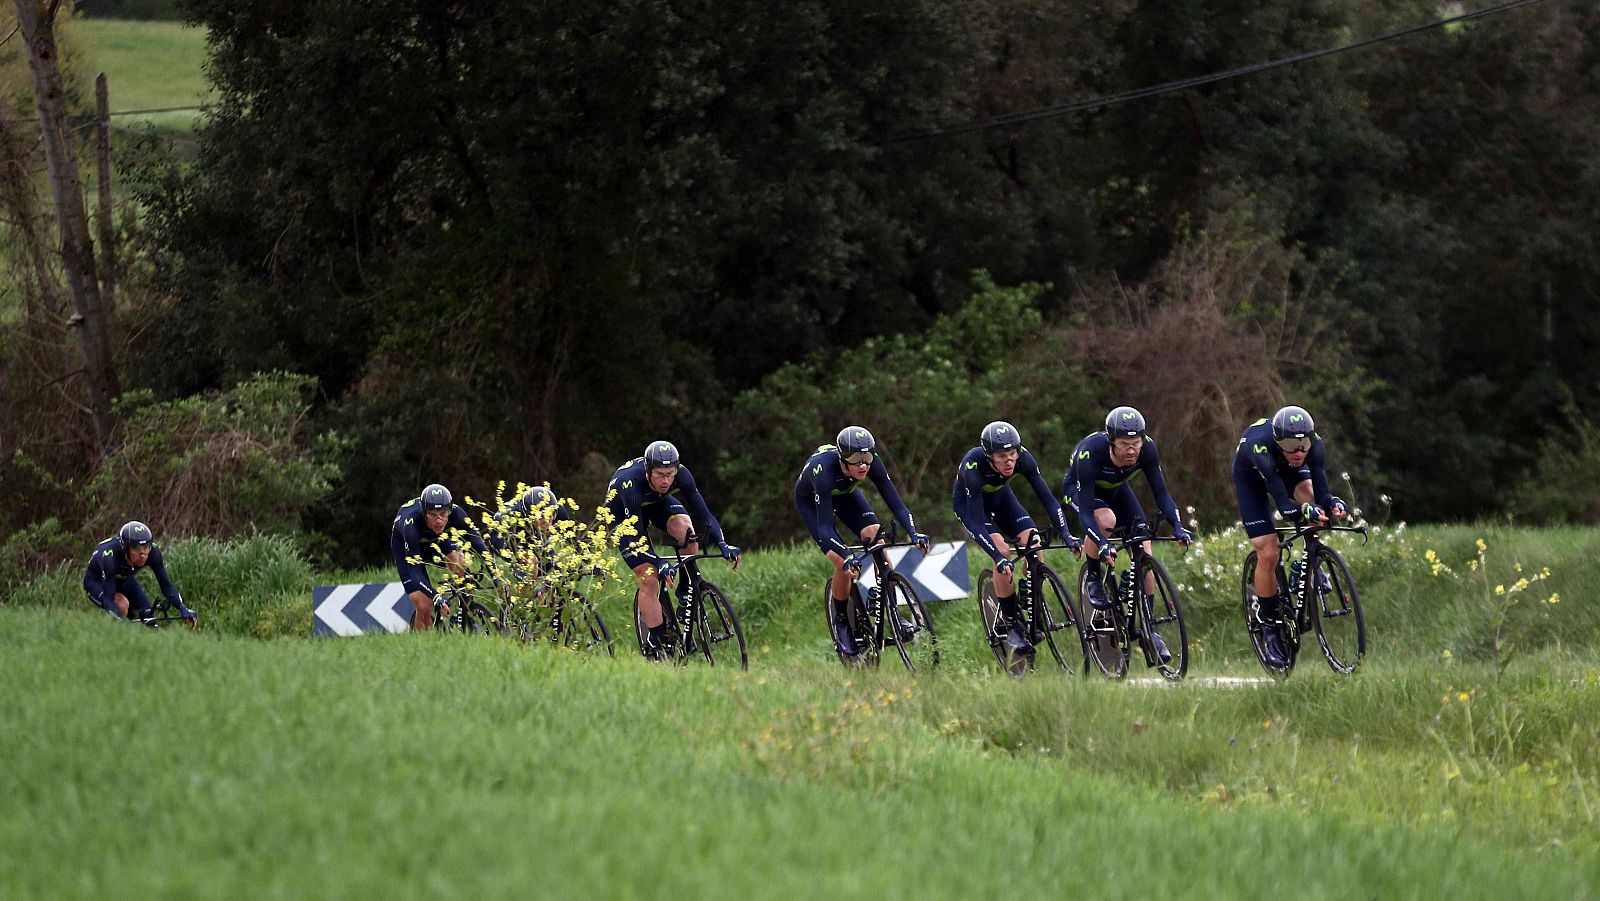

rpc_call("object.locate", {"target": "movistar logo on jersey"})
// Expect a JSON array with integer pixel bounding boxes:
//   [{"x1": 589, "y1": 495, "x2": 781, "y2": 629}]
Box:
[
  {"x1": 965, "y1": 461, "x2": 978, "y2": 469},
  {"x1": 1078, "y1": 450, "x2": 1090, "y2": 460},
  {"x1": 622, "y1": 480, "x2": 633, "y2": 489},
  {"x1": 101, "y1": 549, "x2": 113, "y2": 557},
  {"x1": 812, "y1": 464, "x2": 823, "y2": 475},
  {"x1": 1254, "y1": 444, "x2": 1268, "y2": 453}
]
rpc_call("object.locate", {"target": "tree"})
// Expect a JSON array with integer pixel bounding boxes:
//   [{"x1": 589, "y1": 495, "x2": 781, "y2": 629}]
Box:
[{"x1": 11, "y1": 0, "x2": 119, "y2": 451}]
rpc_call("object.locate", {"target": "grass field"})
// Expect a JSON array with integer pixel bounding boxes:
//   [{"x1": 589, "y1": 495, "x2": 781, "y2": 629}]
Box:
[
  {"x1": 68, "y1": 17, "x2": 210, "y2": 131},
  {"x1": 5, "y1": 525, "x2": 1599, "y2": 897}
]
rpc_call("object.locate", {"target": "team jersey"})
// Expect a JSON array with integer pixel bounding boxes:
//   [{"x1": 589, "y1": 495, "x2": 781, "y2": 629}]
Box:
[
  {"x1": 795, "y1": 445, "x2": 918, "y2": 557},
  {"x1": 950, "y1": 445, "x2": 1069, "y2": 560},
  {"x1": 1062, "y1": 431, "x2": 1184, "y2": 546},
  {"x1": 1233, "y1": 418, "x2": 1334, "y2": 519},
  {"x1": 83, "y1": 535, "x2": 181, "y2": 610},
  {"x1": 391, "y1": 497, "x2": 490, "y2": 561},
  {"x1": 605, "y1": 457, "x2": 727, "y2": 557}
]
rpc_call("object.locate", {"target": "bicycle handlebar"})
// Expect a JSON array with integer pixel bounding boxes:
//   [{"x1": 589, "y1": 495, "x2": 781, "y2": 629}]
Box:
[{"x1": 1272, "y1": 523, "x2": 1369, "y2": 547}]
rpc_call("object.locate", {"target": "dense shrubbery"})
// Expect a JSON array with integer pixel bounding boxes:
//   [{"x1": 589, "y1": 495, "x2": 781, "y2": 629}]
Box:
[
  {"x1": 88, "y1": 371, "x2": 344, "y2": 539},
  {"x1": 716, "y1": 272, "x2": 1100, "y2": 543}
]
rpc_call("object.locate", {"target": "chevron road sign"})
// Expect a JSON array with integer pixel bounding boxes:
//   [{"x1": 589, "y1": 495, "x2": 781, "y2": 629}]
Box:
[
  {"x1": 313, "y1": 583, "x2": 416, "y2": 637},
  {"x1": 858, "y1": 541, "x2": 970, "y2": 602}
]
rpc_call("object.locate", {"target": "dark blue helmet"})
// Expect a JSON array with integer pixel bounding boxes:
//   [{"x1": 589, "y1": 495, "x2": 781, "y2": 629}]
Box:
[
  {"x1": 980, "y1": 420, "x2": 1021, "y2": 454},
  {"x1": 1271, "y1": 405, "x2": 1315, "y2": 441},
  {"x1": 643, "y1": 440, "x2": 680, "y2": 469},
  {"x1": 835, "y1": 426, "x2": 875, "y2": 456},
  {"x1": 421, "y1": 484, "x2": 453, "y2": 512},
  {"x1": 119, "y1": 520, "x2": 153, "y2": 547},
  {"x1": 522, "y1": 486, "x2": 557, "y2": 509},
  {"x1": 1105, "y1": 406, "x2": 1146, "y2": 440}
]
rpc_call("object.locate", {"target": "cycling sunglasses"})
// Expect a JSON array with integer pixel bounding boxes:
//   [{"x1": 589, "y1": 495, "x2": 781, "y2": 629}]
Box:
[
  {"x1": 843, "y1": 451, "x2": 875, "y2": 466},
  {"x1": 1276, "y1": 437, "x2": 1311, "y2": 454}
]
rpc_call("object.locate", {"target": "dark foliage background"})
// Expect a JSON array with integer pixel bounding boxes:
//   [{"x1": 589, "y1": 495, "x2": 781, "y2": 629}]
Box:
[{"x1": 8, "y1": 0, "x2": 1600, "y2": 567}]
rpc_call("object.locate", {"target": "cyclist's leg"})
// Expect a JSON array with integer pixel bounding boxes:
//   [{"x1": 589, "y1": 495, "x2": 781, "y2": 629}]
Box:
[
  {"x1": 1082, "y1": 502, "x2": 1119, "y2": 610},
  {"x1": 1105, "y1": 485, "x2": 1154, "y2": 593},
  {"x1": 623, "y1": 507, "x2": 674, "y2": 651},
  {"x1": 832, "y1": 490, "x2": 878, "y2": 601},
  {"x1": 120, "y1": 578, "x2": 155, "y2": 623},
  {"x1": 393, "y1": 530, "x2": 439, "y2": 631},
  {"x1": 1235, "y1": 466, "x2": 1288, "y2": 665},
  {"x1": 632, "y1": 561, "x2": 665, "y2": 628},
  {"x1": 1233, "y1": 467, "x2": 1281, "y2": 600},
  {"x1": 663, "y1": 503, "x2": 698, "y2": 606}
]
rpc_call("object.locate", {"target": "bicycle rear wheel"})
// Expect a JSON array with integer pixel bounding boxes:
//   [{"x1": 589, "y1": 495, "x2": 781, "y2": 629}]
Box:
[
  {"x1": 976, "y1": 569, "x2": 1027, "y2": 676},
  {"x1": 694, "y1": 581, "x2": 748, "y2": 670},
  {"x1": 1034, "y1": 563, "x2": 1082, "y2": 677},
  {"x1": 1310, "y1": 547, "x2": 1366, "y2": 674},
  {"x1": 883, "y1": 572, "x2": 938, "y2": 672},
  {"x1": 633, "y1": 592, "x2": 682, "y2": 660},
  {"x1": 1239, "y1": 551, "x2": 1294, "y2": 678},
  {"x1": 1078, "y1": 563, "x2": 1128, "y2": 679},
  {"x1": 1136, "y1": 556, "x2": 1187, "y2": 681},
  {"x1": 555, "y1": 594, "x2": 615, "y2": 656}
]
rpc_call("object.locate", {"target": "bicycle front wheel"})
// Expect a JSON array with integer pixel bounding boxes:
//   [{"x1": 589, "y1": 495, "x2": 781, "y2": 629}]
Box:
[
  {"x1": 1136, "y1": 556, "x2": 1187, "y2": 681},
  {"x1": 1078, "y1": 563, "x2": 1128, "y2": 679},
  {"x1": 884, "y1": 572, "x2": 938, "y2": 672},
  {"x1": 694, "y1": 581, "x2": 748, "y2": 670},
  {"x1": 1034, "y1": 563, "x2": 1082, "y2": 677},
  {"x1": 1310, "y1": 546, "x2": 1366, "y2": 674}
]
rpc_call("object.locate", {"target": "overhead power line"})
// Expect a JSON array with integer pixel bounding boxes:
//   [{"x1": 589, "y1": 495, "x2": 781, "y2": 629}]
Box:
[{"x1": 889, "y1": 0, "x2": 1548, "y2": 143}]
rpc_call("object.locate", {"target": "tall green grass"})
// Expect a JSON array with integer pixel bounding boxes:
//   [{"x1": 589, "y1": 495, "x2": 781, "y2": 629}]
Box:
[{"x1": 2, "y1": 609, "x2": 1595, "y2": 899}]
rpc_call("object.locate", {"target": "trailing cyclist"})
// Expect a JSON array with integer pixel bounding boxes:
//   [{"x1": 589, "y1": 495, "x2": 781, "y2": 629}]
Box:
[
  {"x1": 489, "y1": 485, "x2": 567, "y2": 553},
  {"x1": 82, "y1": 520, "x2": 194, "y2": 628},
  {"x1": 1234, "y1": 405, "x2": 1348, "y2": 668},
  {"x1": 390, "y1": 483, "x2": 491, "y2": 631},
  {"x1": 606, "y1": 441, "x2": 742, "y2": 659},
  {"x1": 952, "y1": 420, "x2": 1079, "y2": 656},
  {"x1": 795, "y1": 426, "x2": 931, "y2": 661},
  {"x1": 1061, "y1": 406, "x2": 1193, "y2": 664}
]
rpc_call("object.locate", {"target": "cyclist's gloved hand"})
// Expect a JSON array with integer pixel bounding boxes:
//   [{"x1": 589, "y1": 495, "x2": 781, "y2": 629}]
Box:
[
  {"x1": 1329, "y1": 496, "x2": 1349, "y2": 519},
  {"x1": 1097, "y1": 546, "x2": 1118, "y2": 565},
  {"x1": 912, "y1": 532, "x2": 931, "y2": 553},
  {"x1": 719, "y1": 542, "x2": 740, "y2": 561},
  {"x1": 995, "y1": 559, "x2": 1014, "y2": 576},
  {"x1": 1172, "y1": 525, "x2": 1194, "y2": 546},
  {"x1": 657, "y1": 562, "x2": 679, "y2": 586},
  {"x1": 844, "y1": 556, "x2": 863, "y2": 577},
  {"x1": 1063, "y1": 532, "x2": 1084, "y2": 552},
  {"x1": 1300, "y1": 502, "x2": 1327, "y2": 524}
]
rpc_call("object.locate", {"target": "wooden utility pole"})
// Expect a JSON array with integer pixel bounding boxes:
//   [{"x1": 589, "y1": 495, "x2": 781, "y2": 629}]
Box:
[
  {"x1": 13, "y1": 0, "x2": 120, "y2": 453},
  {"x1": 95, "y1": 73, "x2": 116, "y2": 309}
]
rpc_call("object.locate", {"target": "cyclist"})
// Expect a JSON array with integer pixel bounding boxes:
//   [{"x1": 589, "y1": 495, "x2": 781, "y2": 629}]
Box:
[
  {"x1": 489, "y1": 485, "x2": 567, "y2": 553},
  {"x1": 1061, "y1": 406, "x2": 1193, "y2": 664},
  {"x1": 83, "y1": 520, "x2": 194, "y2": 628},
  {"x1": 390, "y1": 483, "x2": 491, "y2": 631},
  {"x1": 952, "y1": 420, "x2": 1079, "y2": 656},
  {"x1": 796, "y1": 426, "x2": 931, "y2": 661},
  {"x1": 1234, "y1": 405, "x2": 1348, "y2": 667},
  {"x1": 606, "y1": 441, "x2": 741, "y2": 659}
]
